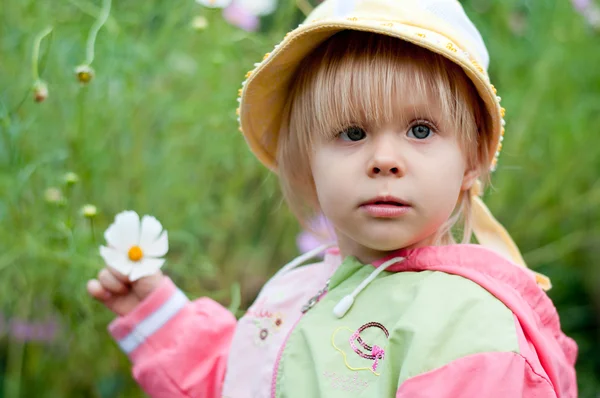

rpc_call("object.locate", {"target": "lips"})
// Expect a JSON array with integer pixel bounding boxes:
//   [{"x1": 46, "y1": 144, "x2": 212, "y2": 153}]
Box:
[
  {"x1": 361, "y1": 196, "x2": 409, "y2": 207},
  {"x1": 360, "y1": 196, "x2": 411, "y2": 218}
]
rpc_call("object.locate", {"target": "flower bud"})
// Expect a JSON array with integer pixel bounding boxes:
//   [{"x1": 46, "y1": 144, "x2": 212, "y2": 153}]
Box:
[
  {"x1": 81, "y1": 204, "x2": 98, "y2": 218},
  {"x1": 44, "y1": 187, "x2": 63, "y2": 204},
  {"x1": 196, "y1": 0, "x2": 232, "y2": 8},
  {"x1": 75, "y1": 65, "x2": 95, "y2": 84},
  {"x1": 33, "y1": 80, "x2": 48, "y2": 103},
  {"x1": 191, "y1": 16, "x2": 209, "y2": 30},
  {"x1": 64, "y1": 172, "x2": 79, "y2": 186}
]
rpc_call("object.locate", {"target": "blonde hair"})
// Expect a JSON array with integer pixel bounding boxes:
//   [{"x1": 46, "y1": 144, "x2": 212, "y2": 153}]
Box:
[{"x1": 277, "y1": 31, "x2": 492, "y2": 245}]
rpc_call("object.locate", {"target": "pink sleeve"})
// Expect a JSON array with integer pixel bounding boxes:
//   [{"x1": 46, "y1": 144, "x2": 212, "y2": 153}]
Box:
[
  {"x1": 108, "y1": 277, "x2": 237, "y2": 398},
  {"x1": 396, "y1": 351, "x2": 557, "y2": 398}
]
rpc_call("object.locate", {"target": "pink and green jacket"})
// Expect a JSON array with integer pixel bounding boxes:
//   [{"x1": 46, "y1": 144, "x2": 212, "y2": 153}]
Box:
[{"x1": 108, "y1": 244, "x2": 578, "y2": 397}]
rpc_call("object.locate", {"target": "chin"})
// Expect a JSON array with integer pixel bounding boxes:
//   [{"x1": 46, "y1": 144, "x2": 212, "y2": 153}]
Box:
[
  {"x1": 352, "y1": 232, "x2": 413, "y2": 252},
  {"x1": 364, "y1": 240, "x2": 412, "y2": 252},
  {"x1": 352, "y1": 225, "x2": 435, "y2": 252}
]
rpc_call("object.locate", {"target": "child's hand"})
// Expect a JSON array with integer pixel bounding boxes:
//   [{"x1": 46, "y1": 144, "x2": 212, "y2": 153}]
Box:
[{"x1": 86, "y1": 267, "x2": 165, "y2": 316}]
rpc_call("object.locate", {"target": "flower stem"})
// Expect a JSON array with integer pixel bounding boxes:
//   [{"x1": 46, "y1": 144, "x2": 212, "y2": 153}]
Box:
[
  {"x1": 31, "y1": 26, "x2": 53, "y2": 82},
  {"x1": 295, "y1": 0, "x2": 313, "y2": 16},
  {"x1": 227, "y1": 282, "x2": 241, "y2": 316},
  {"x1": 85, "y1": 0, "x2": 111, "y2": 65},
  {"x1": 3, "y1": 293, "x2": 31, "y2": 398},
  {"x1": 88, "y1": 218, "x2": 96, "y2": 242},
  {"x1": 0, "y1": 98, "x2": 12, "y2": 160}
]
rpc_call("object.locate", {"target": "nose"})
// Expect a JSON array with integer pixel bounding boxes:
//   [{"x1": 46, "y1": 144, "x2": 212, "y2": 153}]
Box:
[
  {"x1": 366, "y1": 131, "x2": 405, "y2": 178},
  {"x1": 367, "y1": 152, "x2": 404, "y2": 178},
  {"x1": 368, "y1": 158, "x2": 402, "y2": 177}
]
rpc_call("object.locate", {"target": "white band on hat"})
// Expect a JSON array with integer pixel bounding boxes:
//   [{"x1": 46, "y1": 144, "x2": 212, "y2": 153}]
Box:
[
  {"x1": 331, "y1": 0, "x2": 489, "y2": 70},
  {"x1": 422, "y1": 0, "x2": 490, "y2": 69},
  {"x1": 334, "y1": 0, "x2": 358, "y2": 17}
]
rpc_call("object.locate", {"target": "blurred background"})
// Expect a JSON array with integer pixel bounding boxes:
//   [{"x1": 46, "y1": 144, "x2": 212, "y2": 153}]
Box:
[{"x1": 0, "y1": 0, "x2": 599, "y2": 396}]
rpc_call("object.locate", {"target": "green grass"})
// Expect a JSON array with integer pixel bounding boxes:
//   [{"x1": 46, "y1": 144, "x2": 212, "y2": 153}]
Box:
[{"x1": 1, "y1": 0, "x2": 598, "y2": 396}]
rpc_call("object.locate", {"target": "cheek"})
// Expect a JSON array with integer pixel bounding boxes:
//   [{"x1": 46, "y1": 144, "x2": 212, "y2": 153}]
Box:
[
  {"x1": 310, "y1": 149, "x2": 354, "y2": 211},
  {"x1": 417, "y1": 150, "x2": 466, "y2": 206},
  {"x1": 310, "y1": 151, "x2": 334, "y2": 206}
]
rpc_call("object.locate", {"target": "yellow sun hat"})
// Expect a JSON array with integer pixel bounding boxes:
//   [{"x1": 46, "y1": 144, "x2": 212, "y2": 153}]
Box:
[
  {"x1": 236, "y1": 0, "x2": 550, "y2": 290},
  {"x1": 237, "y1": 0, "x2": 505, "y2": 172}
]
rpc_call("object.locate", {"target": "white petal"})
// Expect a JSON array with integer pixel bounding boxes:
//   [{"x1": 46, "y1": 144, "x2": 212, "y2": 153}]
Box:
[
  {"x1": 100, "y1": 246, "x2": 134, "y2": 276},
  {"x1": 143, "y1": 230, "x2": 169, "y2": 258},
  {"x1": 139, "y1": 215, "x2": 164, "y2": 249},
  {"x1": 237, "y1": 0, "x2": 277, "y2": 16},
  {"x1": 196, "y1": 0, "x2": 232, "y2": 8},
  {"x1": 104, "y1": 211, "x2": 140, "y2": 252},
  {"x1": 129, "y1": 258, "x2": 165, "y2": 282}
]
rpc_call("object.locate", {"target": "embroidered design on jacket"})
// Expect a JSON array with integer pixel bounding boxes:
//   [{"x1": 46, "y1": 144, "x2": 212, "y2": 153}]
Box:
[
  {"x1": 331, "y1": 322, "x2": 389, "y2": 375},
  {"x1": 252, "y1": 312, "x2": 285, "y2": 346},
  {"x1": 322, "y1": 370, "x2": 370, "y2": 393}
]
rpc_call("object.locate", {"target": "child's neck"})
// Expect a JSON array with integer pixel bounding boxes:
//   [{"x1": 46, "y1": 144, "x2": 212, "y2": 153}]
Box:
[{"x1": 336, "y1": 234, "x2": 438, "y2": 265}]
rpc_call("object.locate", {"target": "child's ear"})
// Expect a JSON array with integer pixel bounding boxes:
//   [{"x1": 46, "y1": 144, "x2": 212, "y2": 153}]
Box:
[{"x1": 461, "y1": 168, "x2": 480, "y2": 191}]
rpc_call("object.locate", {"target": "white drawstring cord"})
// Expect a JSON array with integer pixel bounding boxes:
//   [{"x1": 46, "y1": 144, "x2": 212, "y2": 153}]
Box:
[
  {"x1": 333, "y1": 256, "x2": 406, "y2": 318},
  {"x1": 273, "y1": 242, "x2": 336, "y2": 279}
]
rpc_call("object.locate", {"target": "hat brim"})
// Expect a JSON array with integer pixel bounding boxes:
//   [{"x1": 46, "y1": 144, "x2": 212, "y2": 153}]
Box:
[{"x1": 239, "y1": 18, "x2": 502, "y2": 172}]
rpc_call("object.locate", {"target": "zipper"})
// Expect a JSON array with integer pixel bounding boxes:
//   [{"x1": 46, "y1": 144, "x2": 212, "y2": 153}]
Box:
[
  {"x1": 301, "y1": 279, "x2": 330, "y2": 313},
  {"x1": 271, "y1": 279, "x2": 331, "y2": 398}
]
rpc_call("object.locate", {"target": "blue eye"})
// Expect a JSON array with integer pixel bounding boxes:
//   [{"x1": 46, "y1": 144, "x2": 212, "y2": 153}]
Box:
[
  {"x1": 408, "y1": 124, "x2": 432, "y2": 139},
  {"x1": 339, "y1": 126, "x2": 367, "y2": 141}
]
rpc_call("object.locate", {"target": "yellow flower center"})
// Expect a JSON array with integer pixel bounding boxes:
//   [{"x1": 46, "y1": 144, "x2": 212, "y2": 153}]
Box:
[{"x1": 128, "y1": 246, "x2": 143, "y2": 262}]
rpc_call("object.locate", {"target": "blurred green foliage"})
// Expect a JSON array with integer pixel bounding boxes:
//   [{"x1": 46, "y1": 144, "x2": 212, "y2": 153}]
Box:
[{"x1": 0, "y1": 0, "x2": 598, "y2": 396}]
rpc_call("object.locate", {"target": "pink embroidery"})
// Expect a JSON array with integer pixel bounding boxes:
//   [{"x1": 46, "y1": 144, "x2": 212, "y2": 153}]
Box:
[
  {"x1": 349, "y1": 322, "x2": 389, "y2": 372},
  {"x1": 246, "y1": 298, "x2": 273, "y2": 318},
  {"x1": 371, "y1": 346, "x2": 385, "y2": 371},
  {"x1": 322, "y1": 371, "x2": 370, "y2": 393}
]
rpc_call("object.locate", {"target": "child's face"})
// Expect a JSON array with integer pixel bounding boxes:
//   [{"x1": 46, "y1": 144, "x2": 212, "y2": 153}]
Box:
[{"x1": 310, "y1": 94, "x2": 477, "y2": 264}]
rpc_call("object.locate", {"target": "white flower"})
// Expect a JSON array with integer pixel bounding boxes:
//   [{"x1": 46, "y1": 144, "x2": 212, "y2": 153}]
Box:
[
  {"x1": 99, "y1": 211, "x2": 168, "y2": 282},
  {"x1": 236, "y1": 0, "x2": 277, "y2": 16},
  {"x1": 196, "y1": 0, "x2": 233, "y2": 8}
]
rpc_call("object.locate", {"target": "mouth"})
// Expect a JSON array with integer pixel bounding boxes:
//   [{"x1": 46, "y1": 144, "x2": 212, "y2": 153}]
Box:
[
  {"x1": 359, "y1": 196, "x2": 412, "y2": 218},
  {"x1": 361, "y1": 196, "x2": 409, "y2": 207}
]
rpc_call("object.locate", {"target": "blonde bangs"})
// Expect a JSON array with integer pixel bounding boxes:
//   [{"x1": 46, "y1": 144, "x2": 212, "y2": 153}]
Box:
[
  {"x1": 298, "y1": 38, "x2": 454, "y2": 143},
  {"x1": 278, "y1": 31, "x2": 492, "y2": 240}
]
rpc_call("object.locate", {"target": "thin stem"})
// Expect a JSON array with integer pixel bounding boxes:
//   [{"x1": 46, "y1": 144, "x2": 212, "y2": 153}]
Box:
[
  {"x1": 0, "y1": 98, "x2": 12, "y2": 160},
  {"x1": 227, "y1": 282, "x2": 241, "y2": 316},
  {"x1": 67, "y1": 0, "x2": 118, "y2": 32},
  {"x1": 295, "y1": 0, "x2": 314, "y2": 16},
  {"x1": 88, "y1": 218, "x2": 96, "y2": 242},
  {"x1": 31, "y1": 26, "x2": 53, "y2": 81},
  {"x1": 85, "y1": 0, "x2": 112, "y2": 65},
  {"x1": 3, "y1": 293, "x2": 32, "y2": 398}
]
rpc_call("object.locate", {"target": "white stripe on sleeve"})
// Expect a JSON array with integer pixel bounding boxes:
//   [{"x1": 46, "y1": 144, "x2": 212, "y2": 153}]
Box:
[{"x1": 117, "y1": 289, "x2": 188, "y2": 355}]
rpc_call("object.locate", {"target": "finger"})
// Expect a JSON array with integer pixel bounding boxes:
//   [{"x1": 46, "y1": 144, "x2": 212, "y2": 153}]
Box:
[
  {"x1": 87, "y1": 279, "x2": 112, "y2": 301},
  {"x1": 87, "y1": 279, "x2": 137, "y2": 316},
  {"x1": 104, "y1": 266, "x2": 130, "y2": 283},
  {"x1": 131, "y1": 272, "x2": 165, "y2": 300},
  {"x1": 98, "y1": 268, "x2": 130, "y2": 294}
]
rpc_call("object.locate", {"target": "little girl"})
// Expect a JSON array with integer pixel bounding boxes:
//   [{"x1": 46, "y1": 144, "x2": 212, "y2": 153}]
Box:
[{"x1": 87, "y1": 0, "x2": 578, "y2": 396}]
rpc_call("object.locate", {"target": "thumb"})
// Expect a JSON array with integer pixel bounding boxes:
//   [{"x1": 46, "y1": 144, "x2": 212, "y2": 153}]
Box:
[
  {"x1": 130, "y1": 272, "x2": 165, "y2": 301},
  {"x1": 86, "y1": 279, "x2": 138, "y2": 316}
]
